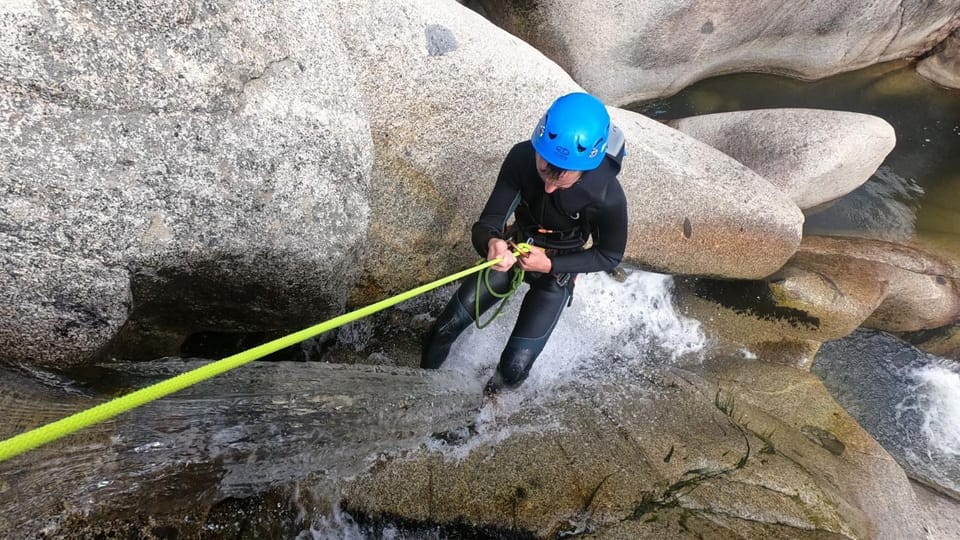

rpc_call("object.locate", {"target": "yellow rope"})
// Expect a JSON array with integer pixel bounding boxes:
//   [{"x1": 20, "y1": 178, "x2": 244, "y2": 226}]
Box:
[
  {"x1": 474, "y1": 265, "x2": 525, "y2": 329},
  {"x1": 0, "y1": 245, "x2": 530, "y2": 463}
]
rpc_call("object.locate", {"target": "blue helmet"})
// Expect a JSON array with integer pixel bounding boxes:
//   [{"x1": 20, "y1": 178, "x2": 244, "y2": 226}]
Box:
[{"x1": 531, "y1": 92, "x2": 610, "y2": 171}]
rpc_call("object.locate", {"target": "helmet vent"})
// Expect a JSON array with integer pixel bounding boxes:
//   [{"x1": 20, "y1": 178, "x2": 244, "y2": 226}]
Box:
[{"x1": 548, "y1": 132, "x2": 558, "y2": 140}]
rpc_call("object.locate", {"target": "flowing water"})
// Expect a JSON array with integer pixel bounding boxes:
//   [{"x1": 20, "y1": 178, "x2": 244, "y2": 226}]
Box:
[
  {"x1": 441, "y1": 270, "x2": 705, "y2": 390},
  {"x1": 0, "y1": 270, "x2": 706, "y2": 538},
  {"x1": 0, "y1": 361, "x2": 482, "y2": 534},
  {"x1": 813, "y1": 330, "x2": 960, "y2": 498}
]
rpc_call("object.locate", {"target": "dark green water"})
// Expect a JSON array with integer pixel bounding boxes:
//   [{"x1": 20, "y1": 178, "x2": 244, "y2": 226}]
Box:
[{"x1": 628, "y1": 61, "x2": 960, "y2": 261}]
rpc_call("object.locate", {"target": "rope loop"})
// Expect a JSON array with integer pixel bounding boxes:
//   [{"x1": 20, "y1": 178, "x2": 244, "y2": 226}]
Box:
[{"x1": 473, "y1": 242, "x2": 532, "y2": 329}]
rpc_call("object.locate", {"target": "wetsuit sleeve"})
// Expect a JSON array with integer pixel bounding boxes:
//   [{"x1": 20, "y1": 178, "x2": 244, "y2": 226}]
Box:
[
  {"x1": 470, "y1": 145, "x2": 524, "y2": 257},
  {"x1": 549, "y1": 181, "x2": 628, "y2": 274}
]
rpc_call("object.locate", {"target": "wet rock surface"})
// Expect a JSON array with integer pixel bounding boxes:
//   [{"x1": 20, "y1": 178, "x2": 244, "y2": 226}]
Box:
[
  {"x1": 0, "y1": 354, "x2": 930, "y2": 539},
  {"x1": 814, "y1": 329, "x2": 960, "y2": 500},
  {"x1": 675, "y1": 236, "x2": 960, "y2": 368}
]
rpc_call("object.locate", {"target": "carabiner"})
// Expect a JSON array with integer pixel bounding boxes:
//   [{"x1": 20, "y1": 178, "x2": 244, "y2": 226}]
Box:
[{"x1": 508, "y1": 240, "x2": 533, "y2": 257}]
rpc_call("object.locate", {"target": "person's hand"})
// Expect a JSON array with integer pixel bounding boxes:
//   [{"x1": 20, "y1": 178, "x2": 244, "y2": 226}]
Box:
[
  {"x1": 487, "y1": 238, "x2": 517, "y2": 272},
  {"x1": 518, "y1": 245, "x2": 552, "y2": 273}
]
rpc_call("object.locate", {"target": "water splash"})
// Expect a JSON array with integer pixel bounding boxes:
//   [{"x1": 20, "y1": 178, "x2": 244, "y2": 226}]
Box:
[
  {"x1": 901, "y1": 362, "x2": 960, "y2": 457},
  {"x1": 296, "y1": 506, "x2": 395, "y2": 540},
  {"x1": 289, "y1": 267, "x2": 709, "y2": 535},
  {"x1": 815, "y1": 330, "x2": 960, "y2": 497},
  {"x1": 417, "y1": 268, "x2": 704, "y2": 463},
  {"x1": 443, "y1": 269, "x2": 705, "y2": 391}
]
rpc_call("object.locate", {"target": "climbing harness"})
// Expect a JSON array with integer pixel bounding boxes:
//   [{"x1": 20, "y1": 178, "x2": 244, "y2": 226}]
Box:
[{"x1": 0, "y1": 243, "x2": 533, "y2": 463}]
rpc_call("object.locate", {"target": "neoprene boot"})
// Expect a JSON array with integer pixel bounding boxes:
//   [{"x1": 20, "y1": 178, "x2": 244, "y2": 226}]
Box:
[
  {"x1": 420, "y1": 295, "x2": 474, "y2": 369},
  {"x1": 483, "y1": 342, "x2": 540, "y2": 395}
]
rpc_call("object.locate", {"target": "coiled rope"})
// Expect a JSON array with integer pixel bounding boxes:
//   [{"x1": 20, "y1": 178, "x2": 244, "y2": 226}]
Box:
[{"x1": 474, "y1": 265, "x2": 525, "y2": 329}]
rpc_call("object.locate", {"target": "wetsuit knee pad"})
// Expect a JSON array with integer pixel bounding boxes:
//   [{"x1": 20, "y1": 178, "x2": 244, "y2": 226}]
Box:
[
  {"x1": 491, "y1": 338, "x2": 546, "y2": 390},
  {"x1": 420, "y1": 294, "x2": 473, "y2": 369}
]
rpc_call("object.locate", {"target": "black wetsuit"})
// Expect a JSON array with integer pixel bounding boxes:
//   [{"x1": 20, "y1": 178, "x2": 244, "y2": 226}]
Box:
[{"x1": 422, "y1": 140, "x2": 628, "y2": 391}]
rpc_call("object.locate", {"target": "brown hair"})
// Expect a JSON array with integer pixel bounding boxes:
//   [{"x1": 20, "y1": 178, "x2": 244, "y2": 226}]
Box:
[{"x1": 541, "y1": 161, "x2": 568, "y2": 180}]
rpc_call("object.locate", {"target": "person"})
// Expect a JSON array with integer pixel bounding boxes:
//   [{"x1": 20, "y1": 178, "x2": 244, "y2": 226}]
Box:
[{"x1": 420, "y1": 92, "x2": 628, "y2": 394}]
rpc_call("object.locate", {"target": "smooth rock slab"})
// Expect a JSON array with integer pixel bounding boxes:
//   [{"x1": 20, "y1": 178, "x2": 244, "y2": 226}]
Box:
[
  {"x1": 328, "y1": 0, "x2": 583, "y2": 300},
  {"x1": 670, "y1": 109, "x2": 896, "y2": 210},
  {"x1": 342, "y1": 360, "x2": 925, "y2": 538},
  {"x1": 0, "y1": 359, "x2": 926, "y2": 538},
  {"x1": 614, "y1": 108, "x2": 805, "y2": 278}
]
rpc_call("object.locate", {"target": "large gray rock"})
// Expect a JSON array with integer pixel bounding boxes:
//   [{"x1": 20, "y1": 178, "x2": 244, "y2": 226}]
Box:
[
  {"x1": 0, "y1": 1, "x2": 372, "y2": 366},
  {"x1": 613, "y1": 108, "x2": 804, "y2": 278},
  {"x1": 475, "y1": 0, "x2": 960, "y2": 104},
  {"x1": 918, "y1": 29, "x2": 960, "y2": 90},
  {"x1": 328, "y1": 1, "x2": 582, "y2": 300},
  {"x1": 671, "y1": 109, "x2": 896, "y2": 210},
  {"x1": 332, "y1": 1, "x2": 805, "y2": 302}
]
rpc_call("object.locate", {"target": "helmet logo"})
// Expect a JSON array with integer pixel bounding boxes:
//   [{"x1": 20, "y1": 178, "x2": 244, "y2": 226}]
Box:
[{"x1": 555, "y1": 145, "x2": 570, "y2": 156}]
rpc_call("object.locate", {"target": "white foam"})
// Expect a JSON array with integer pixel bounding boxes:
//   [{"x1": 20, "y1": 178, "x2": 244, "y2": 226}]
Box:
[
  {"x1": 911, "y1": 364, "x2": 960, "y2": 457},
  {"x1": 422, "y1": 395, "x2": 566, "y2": 462},
  {"x1": 406, "y1": 270, "x2": 704, "y2": 464},
  {"x1": 443, "y1": 268, "x2": 705, "y2": 392},
  {"x1": 295, "y1": 505, "x2": 398, "y2": 540}
]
